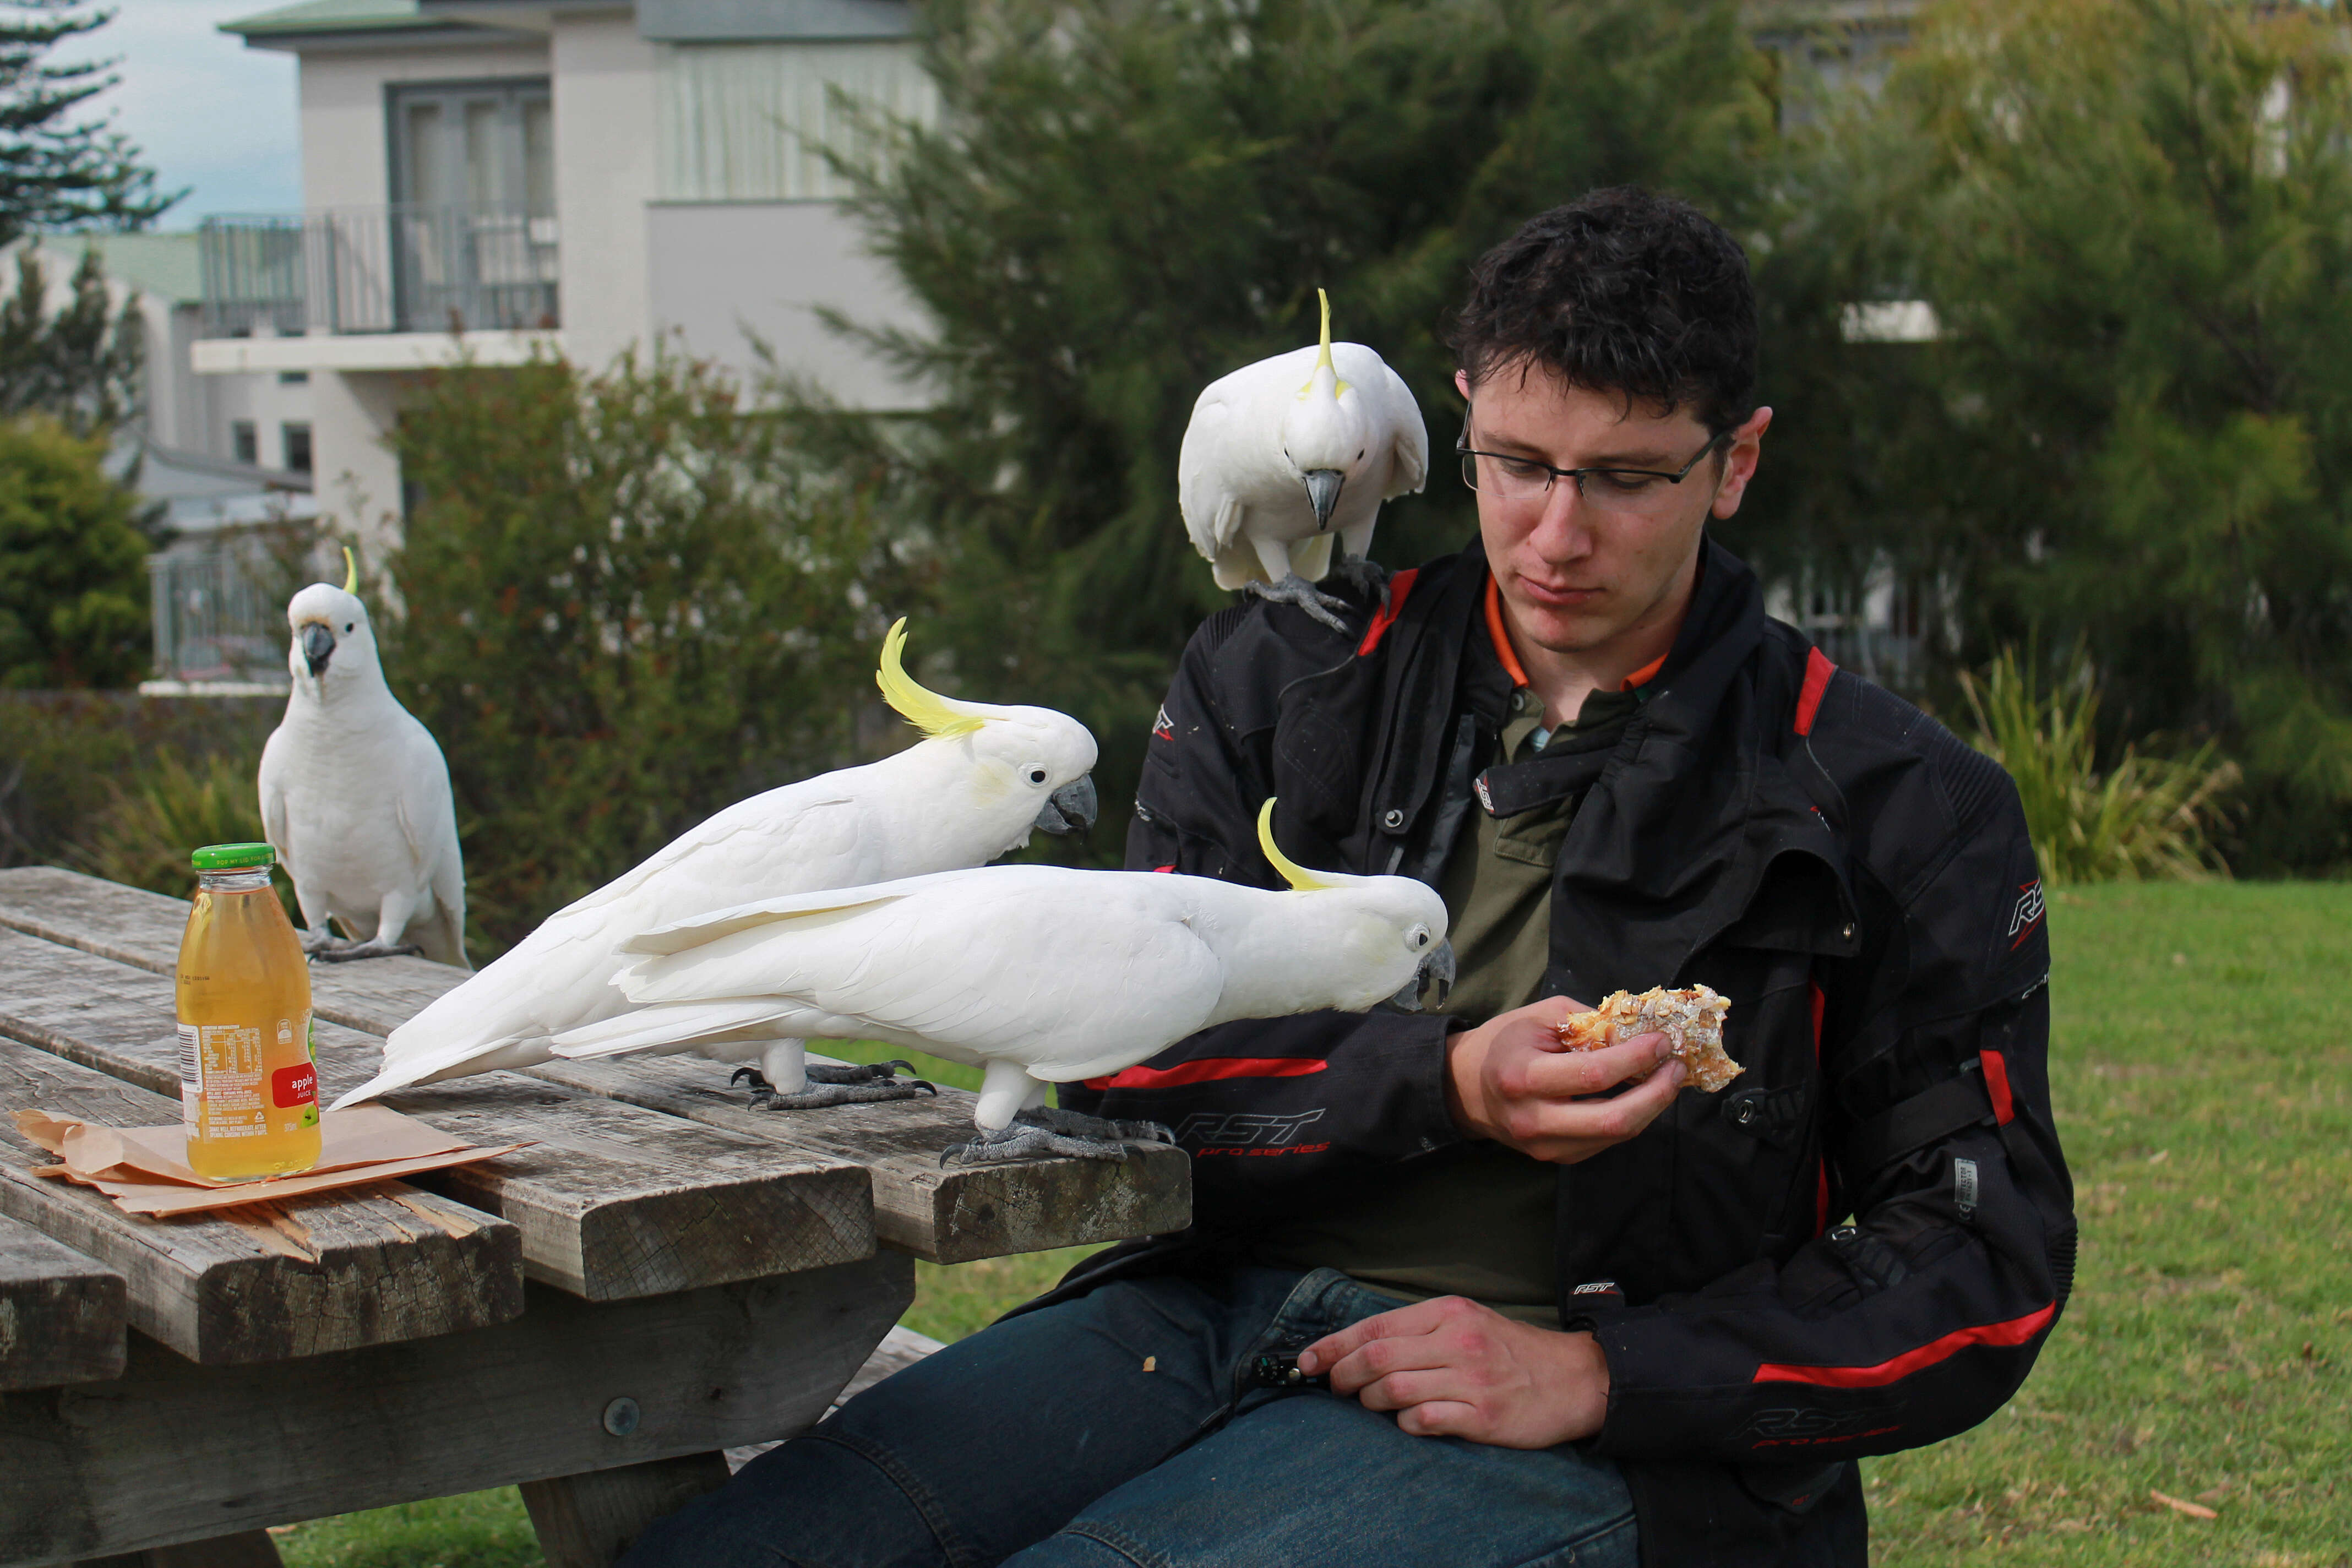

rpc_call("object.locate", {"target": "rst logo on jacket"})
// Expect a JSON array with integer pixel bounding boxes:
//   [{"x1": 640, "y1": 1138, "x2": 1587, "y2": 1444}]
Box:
[
  {"x1": 2008, "y1": 879, "x2": 2046, "y2": 949},
  {"x1": 1174, "y1": 1108, "x2": 1326, "y2": 1154},
  {"x1": 1152, "y1": 704, "x2": 1175, "y2": 741}
]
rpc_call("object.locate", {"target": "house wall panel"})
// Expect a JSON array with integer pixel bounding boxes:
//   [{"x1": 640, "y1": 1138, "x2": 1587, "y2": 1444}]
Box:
[
  {"x1": 645, "y1": 200, "x2": 924, "y2": 411},
  {"x1": 551, "y1": 12, "x2": 660, "y2": 371}
]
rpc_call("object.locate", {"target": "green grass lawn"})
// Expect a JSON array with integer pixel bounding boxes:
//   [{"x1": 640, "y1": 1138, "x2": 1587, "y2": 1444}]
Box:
[{"x1": 275, "y1": 883, "x2": 2350, "y2": 1567}]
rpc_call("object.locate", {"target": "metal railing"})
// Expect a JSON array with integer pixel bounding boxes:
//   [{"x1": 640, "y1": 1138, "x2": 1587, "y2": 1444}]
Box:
[
  {"x1": 148, "y1": 542, "x2": 291, "y2": 689},
  {"x1": 199, "y1": 205, "x2": 560, "y2": 337}
]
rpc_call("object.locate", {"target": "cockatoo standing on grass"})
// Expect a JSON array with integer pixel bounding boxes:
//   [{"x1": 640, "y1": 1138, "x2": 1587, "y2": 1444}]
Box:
[
  {"x1": 1179, "y1": 289, "x2": 1429, "y2": 634},
  {"x1": 330, "y1": 620, "x2": 1099, "y2": 1113},
  {"x1": 260, "y1": 549, "x2": 469, "y2": 968},
  {"x1": 548, "y1": 802, "x2": 1456, "y2": 1166}
]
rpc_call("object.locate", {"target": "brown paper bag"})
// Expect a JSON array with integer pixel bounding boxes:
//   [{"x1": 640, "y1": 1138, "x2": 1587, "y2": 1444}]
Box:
[{"x1": 15, "y1": 1104, "x2": 529, "y2": 1217}]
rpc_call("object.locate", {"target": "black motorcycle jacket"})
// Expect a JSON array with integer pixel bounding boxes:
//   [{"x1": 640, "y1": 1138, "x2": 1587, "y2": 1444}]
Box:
[{"x1": 1048, "y1": 536, "x2": 2075, "y2": 1566}]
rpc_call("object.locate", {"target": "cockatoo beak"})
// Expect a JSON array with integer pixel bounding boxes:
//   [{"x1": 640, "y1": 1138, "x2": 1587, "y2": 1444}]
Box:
[
  {"x1": 300, "y1": 622, "x2": 335, "y2": 677},
  {"x1": 1032, "y1": 776, "x2": 1099, "y2": 837},
  {"x1": 1389, "y1": 938, "x2": 1456, "y2": 1012},
  {"x1": 1302, "y1": 469, "x2": 1344, "y2": 531}
]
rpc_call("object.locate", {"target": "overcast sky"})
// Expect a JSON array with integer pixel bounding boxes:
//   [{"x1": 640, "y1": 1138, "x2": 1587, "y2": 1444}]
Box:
[{"x1": 61, "y1": 0, "x2": 302, "y2": 224}]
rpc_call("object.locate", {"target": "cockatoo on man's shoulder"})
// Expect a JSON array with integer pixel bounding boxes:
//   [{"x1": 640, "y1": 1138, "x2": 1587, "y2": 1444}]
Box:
[
  {"x1": 1179, "y1": 290, "x2": 1428, "y2": 633},
  {"x1": 548, "y1": 802, "x2": 1456, "y2": 1166},
  {"x1": 329, "y1": 619, "x2": 1099, "y2": 1114},
  {"x1": 259, "y1": 550, "x2": 469, "y2": 968}
]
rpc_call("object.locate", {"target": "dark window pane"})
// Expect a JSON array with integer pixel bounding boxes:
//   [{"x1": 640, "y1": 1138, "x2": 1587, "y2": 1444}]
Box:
[{"x1": 281, "y1": 422, "x2": 312, "y2": 474}]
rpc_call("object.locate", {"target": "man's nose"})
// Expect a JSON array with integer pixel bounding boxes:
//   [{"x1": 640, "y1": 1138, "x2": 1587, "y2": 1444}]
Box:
[{"x1": 1528, "y1": 477, "x2": 1595, "y2": 559}]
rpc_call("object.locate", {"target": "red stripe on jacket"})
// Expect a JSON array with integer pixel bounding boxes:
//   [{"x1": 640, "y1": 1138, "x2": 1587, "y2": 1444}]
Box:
[
  {"x1": 1752, "y1": 1301, "x2": 2057, "y2": 1389},
  {"x1": 1979, "y1": 1049, "x2": 2015, "y2": 1124},
  {"x1": 1083, "y1": 1056, "x2": 1331, "y2": 1091},
  {"x1": 1355, "y1": 568, "x2": 1420, "y2": 657},
  {"x1": 1794, "y1": 647, "x2": 1836, "y2": 736}
]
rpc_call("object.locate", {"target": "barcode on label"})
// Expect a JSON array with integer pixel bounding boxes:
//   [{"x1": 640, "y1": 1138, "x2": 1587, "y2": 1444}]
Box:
[{"x1": 177, "y1": 1023, "x2": 200, "y2": 1091}]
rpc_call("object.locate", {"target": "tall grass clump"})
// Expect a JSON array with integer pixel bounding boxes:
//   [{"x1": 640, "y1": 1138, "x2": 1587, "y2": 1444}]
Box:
[{"x1": 1961, "y1": 647, "x2": 2236, "y2": 884}]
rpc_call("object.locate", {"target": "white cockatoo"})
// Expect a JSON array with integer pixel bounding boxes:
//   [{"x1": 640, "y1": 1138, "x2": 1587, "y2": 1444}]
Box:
[
  {"x1": 329, "y1": 619, "x2": 1100, "y2": 1113},
  {"x1": 259, "y1": 550, "x2": 469, "y2": 968},
  {"x1": 1178, "y1": 289, "x2": 1429, "y2": 633},
  {"x1": 546, "y1": 802, "x2": 1456, "y2": 1164}
]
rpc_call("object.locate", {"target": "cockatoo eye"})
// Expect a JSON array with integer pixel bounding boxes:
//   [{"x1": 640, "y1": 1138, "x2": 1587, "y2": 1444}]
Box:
[
  {"x1": 1027, "y1": 767, "x2": 1049, "y2": 786},
  {"x1": 344, "y1": 623, "x2": 354, "y2": 634},
  {"x1": 1407, "y1": 924, "x2": 1431, "y2": 951}
]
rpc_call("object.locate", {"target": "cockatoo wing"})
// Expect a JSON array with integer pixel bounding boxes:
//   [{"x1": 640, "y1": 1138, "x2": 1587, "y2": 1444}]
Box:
[
  {"x1": 388, "y1": 716, "x2": 470, "y2": 968},
  {"x1": 330, "y1": 792, "x2": 872, "y2": 1106},
  {"x1": 1375, "y1": 360, "x2": 1429, "y2": 499},
  {"x1": 257, "y1": 728, "x2": 292, "y2": 871},
  {"x1": 596, "y1": 868, "x2": 1226, "y2": 1081},
  {"x1": 1178, "y1": 383, "x2": 1248, "y2": 563}
]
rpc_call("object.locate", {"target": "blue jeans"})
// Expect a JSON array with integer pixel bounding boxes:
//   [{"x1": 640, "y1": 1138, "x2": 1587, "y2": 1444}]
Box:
[{"x1": 622, "y1": 1265, "x2": 1637, "y2": 1568}]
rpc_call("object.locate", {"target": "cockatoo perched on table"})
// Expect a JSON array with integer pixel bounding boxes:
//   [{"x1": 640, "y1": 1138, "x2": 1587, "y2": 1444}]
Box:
[
  {"x1": 1179, "y1": 289, "x2": 1429, "y2": 634},
  {"x1": 330, "y1": 620, "x2": 1099, "y2": 1113},
  {"x1": 260, "y1": 549, "x2": 469, "y2": 968},
  {"x1": 549, "y1": 802, "x2": 1456, "y2": 1166}
]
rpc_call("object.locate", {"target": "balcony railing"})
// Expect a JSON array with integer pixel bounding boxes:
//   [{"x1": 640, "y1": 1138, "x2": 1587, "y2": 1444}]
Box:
[{"x1": 199, "y1": 205, "x2": 559, "y2": 338}]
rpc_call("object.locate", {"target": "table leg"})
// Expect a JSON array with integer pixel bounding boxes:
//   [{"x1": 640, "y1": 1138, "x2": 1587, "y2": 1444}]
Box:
[
  {"x1": 519, "y1": 1451, "x2": 732, "y2": 1568},
  {"x1": 72, "y1": 1531, "x2": 285, "y2": 1568}
]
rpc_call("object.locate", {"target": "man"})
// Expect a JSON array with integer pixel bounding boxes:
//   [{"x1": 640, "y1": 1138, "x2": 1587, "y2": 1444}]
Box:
[{"x1": 624, "y1": 187, "x2": 2074, "y2": 1568}]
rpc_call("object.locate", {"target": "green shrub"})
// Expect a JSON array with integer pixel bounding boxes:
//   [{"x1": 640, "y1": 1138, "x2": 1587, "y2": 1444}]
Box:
[
  {"x1": 382, "y1": 351, "x2": 926, "y2": 955},
  {"x1": 1960, "y1": 647, "x2": 2236, "y2": 884},
  {"x1": 0, "y1": 691, "x2": 278, "y2": 872},
  {"x1": 0, "y1": 414, "x2": 148, "y2": 688}
]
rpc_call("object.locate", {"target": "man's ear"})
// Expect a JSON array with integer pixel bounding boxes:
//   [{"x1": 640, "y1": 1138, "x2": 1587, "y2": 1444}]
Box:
[
  {"x1": 1709, "y1": 406, "x2": 1774, "y2": 520},
  {"x1": 1455, "y1": 369, "x2": 1472, "y2": 402}
]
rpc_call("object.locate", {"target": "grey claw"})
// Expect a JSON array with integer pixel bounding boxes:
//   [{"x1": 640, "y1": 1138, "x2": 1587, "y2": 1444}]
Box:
[{"x1": 1243, "y1": 573, "x2": 1354, "y2": 635}]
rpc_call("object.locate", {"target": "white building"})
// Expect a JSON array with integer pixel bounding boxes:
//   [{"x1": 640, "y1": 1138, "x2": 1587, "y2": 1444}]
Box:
[{"x1": 204, "y1": 0, "x2": 934, "y2": 555}]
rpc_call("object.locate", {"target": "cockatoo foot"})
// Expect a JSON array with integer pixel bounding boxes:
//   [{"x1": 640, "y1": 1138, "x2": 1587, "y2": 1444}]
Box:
[
  {"x1": 1324, "y1": 552, "x2": 1392, "y2": 614},
  {"x1": 730, "y1": 1061, "x2": 938, "y2": 1110},
  {"x1": 939, "y1": 1106, "x2": 1175, "y2": 1167},
  {"x1": 311, "y1": 938, "x2": 425, "y2": 962},
  {"x1": 1243, "y1": 573, "x2": 1354, "y2": 635}
]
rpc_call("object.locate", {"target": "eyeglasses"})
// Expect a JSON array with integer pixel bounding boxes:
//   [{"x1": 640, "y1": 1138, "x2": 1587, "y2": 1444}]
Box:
[{"x1": 1456, "y1": 408, "x2": 1728, "y2": 513}]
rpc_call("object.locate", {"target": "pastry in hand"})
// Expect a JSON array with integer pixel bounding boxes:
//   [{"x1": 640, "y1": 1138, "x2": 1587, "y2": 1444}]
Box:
[{"x1": 1555, "y1": 986, "x2": 1742, "y2": 1093}]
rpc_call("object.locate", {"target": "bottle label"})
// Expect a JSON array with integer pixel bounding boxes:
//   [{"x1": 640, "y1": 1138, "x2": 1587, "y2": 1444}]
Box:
[
  {"x1": 272, "y1": 1062, "x2": 319, "y2": 1108},
  {"x1": 194, "y1": 1024, "x2": 268, "y2": 1138},
  {"x1": 177, "y1": 1023, "x2": 200, "y2": 1095}
]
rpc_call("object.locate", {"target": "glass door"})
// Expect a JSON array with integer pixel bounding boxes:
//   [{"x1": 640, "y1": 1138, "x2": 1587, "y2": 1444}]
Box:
[{"x1": 388, "y1": 80, "x2": 556, "y2": 331}]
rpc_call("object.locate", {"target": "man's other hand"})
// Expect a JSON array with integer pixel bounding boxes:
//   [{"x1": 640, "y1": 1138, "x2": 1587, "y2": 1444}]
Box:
[
  {"x1": 1296, "y1": 1296, "x2": 1609, "y2": 1447},
  {"x1": 1445, "y1": 994, "x2": 1683, "y2": 1162}
]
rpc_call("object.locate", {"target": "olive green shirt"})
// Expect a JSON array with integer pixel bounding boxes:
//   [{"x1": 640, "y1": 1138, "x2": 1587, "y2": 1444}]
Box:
[{"x1": 1250, "y1": 683, "x2": 1642, "y2": 1322}]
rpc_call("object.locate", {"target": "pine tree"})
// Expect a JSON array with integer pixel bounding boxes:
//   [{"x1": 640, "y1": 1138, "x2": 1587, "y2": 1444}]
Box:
[
  {"x1": 0, "y1": 1, "x2": 175, "y2": 246},
  {"x1": 0, "y1": 245, "x2": 143, "y2": 432}
]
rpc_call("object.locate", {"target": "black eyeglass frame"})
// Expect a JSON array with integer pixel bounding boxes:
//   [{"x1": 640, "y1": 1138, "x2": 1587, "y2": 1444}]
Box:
[{"x1": 1453, "y1": 405, "x2": 1731, "y2": 500}]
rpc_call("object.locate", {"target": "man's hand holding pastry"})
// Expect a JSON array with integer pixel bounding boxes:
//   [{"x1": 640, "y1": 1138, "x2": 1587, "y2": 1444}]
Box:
[{"x1": 1444, "y1": 994, "x2": 1684, "y2": 1164}]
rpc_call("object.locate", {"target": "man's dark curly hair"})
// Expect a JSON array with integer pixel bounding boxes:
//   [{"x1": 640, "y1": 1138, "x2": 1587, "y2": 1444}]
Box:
[{"x1": 1445, "y1": 188, "x2": 1756, "y2": 435}]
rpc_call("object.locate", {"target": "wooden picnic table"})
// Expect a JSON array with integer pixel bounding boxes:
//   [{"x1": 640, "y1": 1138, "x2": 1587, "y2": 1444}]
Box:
[{"x1": 0, "y1": 867, "x2": 1189, "y2": 1568}]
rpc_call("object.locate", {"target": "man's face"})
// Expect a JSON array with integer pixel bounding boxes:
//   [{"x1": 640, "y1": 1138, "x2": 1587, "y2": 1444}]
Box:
[{"x1": 1458, "y1": 363, "x2": 1770, "y2": 658}]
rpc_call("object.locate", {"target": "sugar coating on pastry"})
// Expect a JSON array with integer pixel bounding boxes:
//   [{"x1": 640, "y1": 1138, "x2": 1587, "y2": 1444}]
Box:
[{"x1": 1555, "y1": 986, "x2": 1743, "y2": 1093}]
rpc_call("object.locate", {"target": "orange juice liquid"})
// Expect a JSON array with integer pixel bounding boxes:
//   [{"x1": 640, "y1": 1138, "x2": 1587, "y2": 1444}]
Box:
[{"x1": 176, "y1": 867, "x2": 321, "y2": 1182}]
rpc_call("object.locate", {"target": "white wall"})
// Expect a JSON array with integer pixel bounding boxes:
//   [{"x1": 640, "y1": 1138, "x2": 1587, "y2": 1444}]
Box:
[
  {"x1": 309, "y1": 369, "x2": 409, "y2": 560},
  {"x1": 549, "y1": 13, "x2": 659, "y2": 371},
  {"x1": 298, "y1": 41, "x2": 554, "y2": 214},
  {"x1": 646, "y1": 200, "x2": 923, "y2": 408}
]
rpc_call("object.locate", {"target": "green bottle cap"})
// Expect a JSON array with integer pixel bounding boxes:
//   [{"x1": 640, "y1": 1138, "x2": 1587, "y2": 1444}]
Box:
[{"x1": 191, "y1": 843, "x2": 275, "y2": 871}]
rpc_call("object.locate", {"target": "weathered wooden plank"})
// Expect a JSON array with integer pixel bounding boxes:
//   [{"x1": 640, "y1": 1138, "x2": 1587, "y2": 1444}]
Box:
[
  {"x1": 0, "y1": 867, "x2": 462, "y2": 1035},
  {"x1": 1, "y1": 1254, "x2": 912, "y2": 1566},
  {"x1": 0, "y1": 928, "x2": 876, "y2": 1298},
  {"x1": 72, "y1": 1531, "x2": 285, "y2": 1568},
  {"x1": 0, "y1": 1042, "x2": 524, "y2": 1365},
  {"x1": 537, "y1": 1055, "x2": 1193, "y2": 1264},
  {"x1": 0, "y1": 1211, "x2": 124, "y2": 1390},
  {"x1": 519, "y1": 1452, "x2": 732, "y2": 1568},
  {"x1": 0, "y1": 866, "x2": 1193, "y2": 1262}
]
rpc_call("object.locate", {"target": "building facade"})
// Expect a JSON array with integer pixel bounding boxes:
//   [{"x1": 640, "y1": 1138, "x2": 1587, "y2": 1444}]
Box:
[{"x1": 206, "y1": 0, "x2": 933, "y2": 554}]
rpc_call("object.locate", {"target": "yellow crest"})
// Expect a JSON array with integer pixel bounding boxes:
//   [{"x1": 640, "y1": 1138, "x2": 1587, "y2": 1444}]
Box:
[
  {"x1": 876, "y1": 618, "x2": 987, "y2": 739},
  {"x1": 341, "y1": 545, "x2": 358, "y2": 595},
  {"x1": 1257, "y1": 799, "x2": 1338, "y2": 892},
  {"x1": 1298, "y1": 287, "x2": 1352, "y2": 400}
]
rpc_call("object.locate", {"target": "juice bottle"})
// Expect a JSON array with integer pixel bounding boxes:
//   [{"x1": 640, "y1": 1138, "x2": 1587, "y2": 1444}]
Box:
[{"x1": 176, "y1": 843, "x2": 321, "y2": 1182}]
